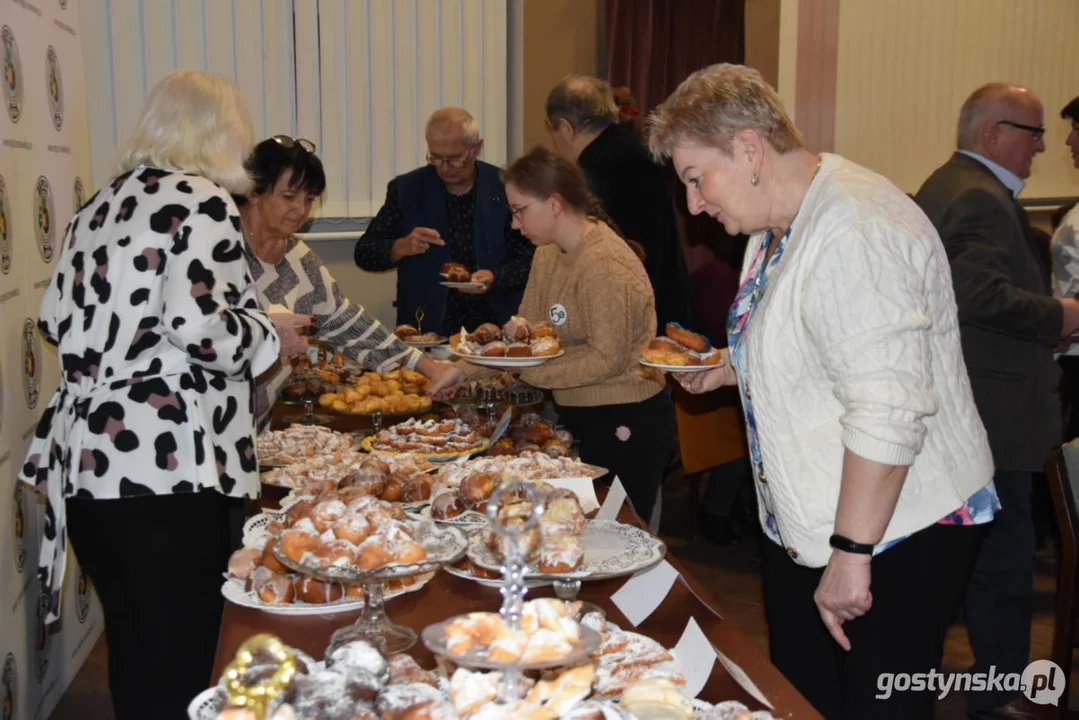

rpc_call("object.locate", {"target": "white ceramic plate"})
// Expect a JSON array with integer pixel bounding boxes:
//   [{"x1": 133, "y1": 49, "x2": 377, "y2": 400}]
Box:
[
  {"x1": 467, "y1": 520, "x2": 666, "y2": 581},
  {"x1": 639, "y1": 359, "x2": 726, "y2": 373},
  {"x1": 440, "y1": 281, "x2": 486, "y2": 290},
  {"x1": 220, "y1": 571, "x2": 433, "y2": 615},
  {"x1": 450, "y1": 348, "x2": 564, "y2": 368}
]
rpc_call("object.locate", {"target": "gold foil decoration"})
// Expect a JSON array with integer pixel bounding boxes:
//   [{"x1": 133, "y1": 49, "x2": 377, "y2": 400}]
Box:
[{"x1": 222, "y1": 634, "x2": 296, "y2": 720}]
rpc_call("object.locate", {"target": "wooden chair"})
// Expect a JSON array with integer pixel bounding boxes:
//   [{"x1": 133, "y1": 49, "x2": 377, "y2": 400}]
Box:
[{"x1": 1046, "y1": 444, "x2": 1079, "y2": 718}]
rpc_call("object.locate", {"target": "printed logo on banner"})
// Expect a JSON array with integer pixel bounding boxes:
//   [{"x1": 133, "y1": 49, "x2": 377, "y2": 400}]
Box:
[
  {"x1": 13, "y1": 479, "x2": 26, "y2": 574},
  {"x1": 75, "y1": 566, "x2": 91, "y2": 623},
  {"x1": 73, "y1": 176, "x2": 85, "y2": 212},
  {"x1": 45, "y1": 47, "x2": 62, "y2": 130},
  {"x1": 23, "y1": 317, "x2": 41, "y2": 410},
  {"x1": 34, "y1": 176, "x2": 54, "y2": 263},
  {"x1": 0, "y1": 174, "x2": 10, "y2": 274},
  {"x1": 34, "y1": 591, "x2": 52, "y2": 683},
  {"x1": 2, "y1": 653, "x2": 15, "y2": 720},
  {"x1": 2, "y1": 26, "x2": 21, "y2": 124}
]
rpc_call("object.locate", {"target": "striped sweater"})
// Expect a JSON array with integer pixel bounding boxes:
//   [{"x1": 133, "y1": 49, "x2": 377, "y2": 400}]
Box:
[{"x1": 245, "y1": 237, "x2": 420, "y2": 424}]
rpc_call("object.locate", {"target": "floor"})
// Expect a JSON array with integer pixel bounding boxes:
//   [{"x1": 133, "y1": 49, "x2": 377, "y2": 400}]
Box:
[{"x1": 47, "y1": 478, "x2": 1077, "y2": 720}]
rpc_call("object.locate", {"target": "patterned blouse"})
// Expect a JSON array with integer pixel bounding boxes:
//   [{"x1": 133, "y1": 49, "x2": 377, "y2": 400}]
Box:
[
  {"x1": 21, "y1": 167, "x2": 280, "y2": 621},
  {"x1": 354, "y1": 179, "x2": 534, "y2": 332},
  {"x1": 727, "y1": 227, "x2": 1000, "y2": 556},
  {"x1": 1052, "y1": 203, "x2": 1079, "y2": 358},
  {"x1": 244, "y1": 237, "x2": 420, "y2": 426}
]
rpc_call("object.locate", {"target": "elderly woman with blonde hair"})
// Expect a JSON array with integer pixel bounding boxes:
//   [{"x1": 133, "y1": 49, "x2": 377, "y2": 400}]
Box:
[
  {"x1": 19, "y1": 69, "x2": 308, "y2": 718},
  {"x1": 648, "y1": 64, "x2": 998, "y2": 719}
]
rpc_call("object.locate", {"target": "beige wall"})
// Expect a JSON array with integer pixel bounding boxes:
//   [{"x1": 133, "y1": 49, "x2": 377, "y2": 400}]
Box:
[
  {"x1": 521, "y1": 0, "x2": 605, "y2": 150},
  {"x1": 744, "y1": 0, "x2": 781, "y2": 89}
]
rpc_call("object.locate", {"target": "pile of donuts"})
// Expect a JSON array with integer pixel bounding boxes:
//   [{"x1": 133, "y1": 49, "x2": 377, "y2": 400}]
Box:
[
  {"x1": 450, "y1": 316, "x2": 562, "y2": 359},
  {"x1": 443, "y1": 483, "x2": 587, "y2": 576},
  {"x1": 443, "y1": 598, "x2": 587, "y2": 665},
  {"x1": 317, "y1": 369, "x2": 434, "y2": 415},
  {"x1": 393, "y1": 324, "x2": 444, "y2": 345},
  {"x1": 434, "y1": 454, "x2": 597, "y2": 491},
  {"x1": 257, "y1": 425, "x2": 354, "y2": 466},
  {"x1": 231, "y1": 490, "x2": 443, "y2": 590},
  {"x1": 261, "y1": 448, "x2": 436, "y2": 499},
  {"x1": 487, "y1": 412, "x2": 574, "y2": 458},
  {"x1": 366, "y1": 417, "x2": 487, "y2": 456},
  {"x1": 640, "y1": 323, "x2": 724, "y2": 368}
]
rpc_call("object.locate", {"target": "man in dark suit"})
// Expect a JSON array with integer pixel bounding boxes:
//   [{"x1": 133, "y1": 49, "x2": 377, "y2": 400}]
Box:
[
  {"x1": 916, "y1": 82, "x2": 1079, "y2": 720},
  {"x1": 354, "y1": 108, "x2": 533, "y2": 335},
  {"x1": 545, "y1": 75, "x2": 695, "y2": 330}
]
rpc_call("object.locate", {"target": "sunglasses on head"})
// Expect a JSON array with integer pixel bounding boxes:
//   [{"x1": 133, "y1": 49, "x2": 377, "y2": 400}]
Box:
[{"x1": 272, "y1": 135, "x2": 316, "y2": 153}]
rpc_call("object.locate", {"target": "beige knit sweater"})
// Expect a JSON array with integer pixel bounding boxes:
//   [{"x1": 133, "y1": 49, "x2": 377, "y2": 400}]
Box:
[{"x1": 515, "y1": 222, "x2": 664, "y2": 407}]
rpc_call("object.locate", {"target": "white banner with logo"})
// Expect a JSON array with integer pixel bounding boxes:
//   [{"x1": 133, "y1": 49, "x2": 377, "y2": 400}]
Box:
[{"x1": 1, "y1": 1, "x2": 101, "y2": 719}]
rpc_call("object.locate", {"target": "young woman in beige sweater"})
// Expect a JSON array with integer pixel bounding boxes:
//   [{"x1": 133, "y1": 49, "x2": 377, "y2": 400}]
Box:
[{"x1": 500, "y1": 146, "x2": 676, "y2": 522}]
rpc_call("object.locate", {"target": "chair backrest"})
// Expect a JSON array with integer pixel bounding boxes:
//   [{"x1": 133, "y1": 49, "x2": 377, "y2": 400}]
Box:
[{"x1": 1046, "y1": 443, "x2": 1079, "y2": 705}]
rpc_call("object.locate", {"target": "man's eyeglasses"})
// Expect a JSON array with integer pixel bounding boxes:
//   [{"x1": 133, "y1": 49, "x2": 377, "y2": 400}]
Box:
[
  {"x1": 996, "y1": 120, "x2": 1045, "y2": 142},
  {"x1": 272, "y1": 135, "x2": 317, "y2": 153},
  {"x1": 426, "y1": 151, "x2": 472, "y2": 169}
]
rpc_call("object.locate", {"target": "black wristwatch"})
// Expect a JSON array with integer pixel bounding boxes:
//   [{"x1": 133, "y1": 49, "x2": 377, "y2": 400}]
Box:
[{"x1": 829, "y1": 534, "x2": 875, "y2": 555}]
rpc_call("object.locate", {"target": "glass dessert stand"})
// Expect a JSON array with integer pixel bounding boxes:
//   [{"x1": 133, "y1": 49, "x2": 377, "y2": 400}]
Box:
[
  {"x1": 420, "y1": 481, "x2": 601, "y2": 704},
  {"x1": 273, "y1": 522, "x2": 467, "y2": 655}
]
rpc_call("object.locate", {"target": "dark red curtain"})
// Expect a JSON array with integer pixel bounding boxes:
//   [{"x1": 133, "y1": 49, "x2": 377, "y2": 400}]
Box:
[
  {"x1": 605, "y1": 0, "x2": 747, "y2": 279},
  {"x1": 605, "y1": 0, "x2": 745, "y2": 117}
]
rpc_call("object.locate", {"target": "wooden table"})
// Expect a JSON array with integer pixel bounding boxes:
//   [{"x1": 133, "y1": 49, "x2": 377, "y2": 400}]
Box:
[{"x1": 213, "y1": 494, "x2": 822, "y2": 718}]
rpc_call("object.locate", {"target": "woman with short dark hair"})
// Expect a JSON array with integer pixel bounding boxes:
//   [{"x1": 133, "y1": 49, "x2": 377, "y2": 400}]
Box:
[{"x1": 237, "y1": 137, "x2": 463, "y2": 424}]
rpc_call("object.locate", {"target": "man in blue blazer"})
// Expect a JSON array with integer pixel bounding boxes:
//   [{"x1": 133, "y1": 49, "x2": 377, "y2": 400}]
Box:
[{"x1": 355, "y1": 108, "x2": 533, "y2": 335}]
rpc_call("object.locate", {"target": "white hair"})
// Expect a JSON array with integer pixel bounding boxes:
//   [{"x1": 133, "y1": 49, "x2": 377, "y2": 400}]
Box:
[
  {"x1": 116, "y1": 69, "x2": 254, "y2": 195},
  {"x1": 425, "y1": 107, "x2": 480, "y2": 147}
]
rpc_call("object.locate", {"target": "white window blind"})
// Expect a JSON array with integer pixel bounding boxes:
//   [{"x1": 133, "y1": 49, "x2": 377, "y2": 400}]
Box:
[{"x1": 78, "y1": 0, "x2": 510, "y2": 218}]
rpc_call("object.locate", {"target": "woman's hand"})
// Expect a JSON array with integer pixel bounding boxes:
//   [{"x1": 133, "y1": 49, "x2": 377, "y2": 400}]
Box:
[
  {"x1": 271, "y1": 313, "x2": 314, "y2": 359},
  {"x1": 423, "y1": 359, "x2": 465, "y2": 397},
  {"x1": 459, "y1": 269, "x2": 494, "y2": 295},
  {"x1": 673, "y1": 349, "x2": 737, "y2": 393},
  {"x1": 814, "y1": 550, "x2": 873, "y2": 651}
]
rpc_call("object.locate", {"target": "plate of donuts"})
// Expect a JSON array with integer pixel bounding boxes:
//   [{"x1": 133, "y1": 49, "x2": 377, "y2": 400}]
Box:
[
  {"x1": 448, "y1": 316, "x2": 564, "y2": 367},
  {"x1": 467, "y1": 519, "x2": 666, "y2": 582},
  {"x1": 639, "y1": 322, "x2": 728, "y2": 373}
]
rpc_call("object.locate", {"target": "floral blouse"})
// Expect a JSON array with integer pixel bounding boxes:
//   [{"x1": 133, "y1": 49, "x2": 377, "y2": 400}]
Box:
[
  {"x1": 727, "y1": 227, "x2": 999, "y2": 555},
  {"x1": 20, "y1": 167, "x2": 279, "y2": 621}
]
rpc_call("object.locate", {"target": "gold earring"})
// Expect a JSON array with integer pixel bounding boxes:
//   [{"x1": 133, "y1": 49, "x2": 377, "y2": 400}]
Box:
[{"x1": 750, "y1": 172, "x2": 758, "y2": 186}]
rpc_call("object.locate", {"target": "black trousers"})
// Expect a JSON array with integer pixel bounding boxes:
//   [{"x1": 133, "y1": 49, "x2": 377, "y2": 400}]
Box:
[
  {"x1": 964, "y1": 471, "x2": 1034, "y2": 712},
  {"x1": 555, "y1": 390, "x2": 677, "y2": 523},
  {"x1": 762, "y1": 522, "x2": 985, "y2": 720},
  {"x1": 67, "y1": 490, "x2": 235, "y2": 720}
]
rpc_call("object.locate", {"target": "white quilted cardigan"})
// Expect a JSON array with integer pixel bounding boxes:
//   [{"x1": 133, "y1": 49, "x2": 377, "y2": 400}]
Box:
[{"x1": 741, "y1": 153, "x2": 994, "y2": 567}]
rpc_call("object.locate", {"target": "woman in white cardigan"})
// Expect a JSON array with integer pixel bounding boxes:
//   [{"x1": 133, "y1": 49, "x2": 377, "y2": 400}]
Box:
[{"x1": 648, "y1": 64, "x2": 997, "y2": 720}]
